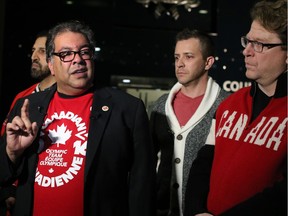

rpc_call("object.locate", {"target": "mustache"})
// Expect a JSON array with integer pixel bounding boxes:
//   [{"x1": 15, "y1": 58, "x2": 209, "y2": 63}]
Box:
[
  {"x1": 32, "y1": 59, "x2": 41, "y2": 65},
  {"x1": 32, "y1": 59, "x2": 38, "y2": 63}
]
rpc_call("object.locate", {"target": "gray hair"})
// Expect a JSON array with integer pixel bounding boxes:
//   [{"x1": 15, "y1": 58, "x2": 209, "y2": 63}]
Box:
[{"x1": 46, "y1": 20, "x2": 96, "y2": 62}]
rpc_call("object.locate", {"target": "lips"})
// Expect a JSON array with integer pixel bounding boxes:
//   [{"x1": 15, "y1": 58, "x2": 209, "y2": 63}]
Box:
[
  {"x1": 71, "y1": 68, "x2": 87, "y2": 74},
  {"x1": 176, "y1": 71, "x2": 187, "y2": 76},
  {"x1": 32, "y1": 62, "x2": 40, "y2": 68},
  {"x1": 176, "y1": 69, "x2": 186, "y2": 75},
  {"x1": 245, "y1": 61, "x2": 254, "y2": 69}
]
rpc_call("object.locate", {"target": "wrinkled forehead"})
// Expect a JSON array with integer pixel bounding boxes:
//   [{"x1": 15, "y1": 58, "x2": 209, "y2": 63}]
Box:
[
  {"x1": 247, "y1": 20, "x2": 282, "y2": 42},
  {"x1": 53, "y1": 32, "x2": 89, "y2": 51}
]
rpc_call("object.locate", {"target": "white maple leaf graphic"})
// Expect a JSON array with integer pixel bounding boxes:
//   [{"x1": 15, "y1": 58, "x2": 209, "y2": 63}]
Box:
[{"x1": 48, "y1": 123, "x2": 72, "y2": 147}]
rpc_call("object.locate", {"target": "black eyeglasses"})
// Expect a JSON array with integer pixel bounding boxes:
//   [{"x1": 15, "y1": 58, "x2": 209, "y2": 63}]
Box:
[
  {"x1": 52, "y1": 48, "x2": 94, "y2": 62},
  {"x1": 241, "y1": 36, "x2": 286, "y2": 53}
]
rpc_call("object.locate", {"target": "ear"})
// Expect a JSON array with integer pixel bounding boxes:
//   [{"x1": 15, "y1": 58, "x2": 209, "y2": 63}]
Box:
[
  {"x1": 48, "y1": 61, "x2": 55, "y2": 76},
  {"x1": 204, "y1": 56, "x2": 215, "y2": 71}
]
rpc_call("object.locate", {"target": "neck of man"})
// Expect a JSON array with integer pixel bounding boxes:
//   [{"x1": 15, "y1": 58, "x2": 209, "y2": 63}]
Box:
[{"x1": 39, "y1": 75, "x2": 55, "y2": 91}]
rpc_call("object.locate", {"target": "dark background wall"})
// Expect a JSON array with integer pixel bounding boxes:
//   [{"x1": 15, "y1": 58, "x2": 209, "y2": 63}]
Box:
[{"x1": 0, "y1": 0, "x2": 256, "y2": 125}]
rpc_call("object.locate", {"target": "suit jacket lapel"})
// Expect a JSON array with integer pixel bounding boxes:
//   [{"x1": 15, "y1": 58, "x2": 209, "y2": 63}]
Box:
[{"x1": 84, "y1": 88, "x2": 112, "y2": 181}]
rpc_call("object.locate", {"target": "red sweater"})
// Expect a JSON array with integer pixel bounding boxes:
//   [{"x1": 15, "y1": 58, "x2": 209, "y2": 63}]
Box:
[
  {"x1": 208, "y1": 85, "x2": 287, "y2": 214},
  {"x1": 1, "y1": 83, "x2": 39, "y2": 135}
]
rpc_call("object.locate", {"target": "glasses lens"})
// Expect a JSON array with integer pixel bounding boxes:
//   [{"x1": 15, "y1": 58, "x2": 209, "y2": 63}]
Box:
[
  {"x1": 54, "y1": 49, "x2": 94, "y2": 62},
  {"x1": 253, "y1": 42, "x2": 263, "y2": 53},
  {"x1": 241, "y1": 37, "x2": 247, "y2": 48},
  {"x1": 58, "y1": 51, "x2": 74, "y2": 62},
  {"x1": 240, "y1": 37, "x2": 263, "y2": 53},
  {"x1": 80, "y1": 49, "x2": 93, "y2": 60}
]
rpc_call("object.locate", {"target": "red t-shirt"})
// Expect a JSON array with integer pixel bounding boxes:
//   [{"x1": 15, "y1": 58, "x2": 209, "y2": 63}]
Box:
[
  {"x1": 33, "y1": 91, "x2": 93, "y2": 216},
  {"x1": 173, "y1": 91, "x2": 204, "y2": 126}
]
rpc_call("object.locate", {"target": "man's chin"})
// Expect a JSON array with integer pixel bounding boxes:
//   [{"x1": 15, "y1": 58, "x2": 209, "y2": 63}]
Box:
[{"x1": 245, "y1": 70, "x2": 257, "y2": 80}]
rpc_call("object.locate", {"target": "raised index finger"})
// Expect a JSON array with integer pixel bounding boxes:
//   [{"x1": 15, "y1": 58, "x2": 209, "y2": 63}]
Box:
[{"x1": 21, "y1": 99, "x2": 32, "y2": 131}]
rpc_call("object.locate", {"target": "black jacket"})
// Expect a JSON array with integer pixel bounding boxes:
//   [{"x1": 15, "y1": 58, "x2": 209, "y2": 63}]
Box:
[{"x1": 0, "y1": 84, "x2": 156, "y2": 216}]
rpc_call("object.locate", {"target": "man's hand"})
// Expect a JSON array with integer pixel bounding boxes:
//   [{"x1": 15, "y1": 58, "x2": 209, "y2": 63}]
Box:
[{"x1": 6, "y1": 99, "x2": 38, "y2": 163}]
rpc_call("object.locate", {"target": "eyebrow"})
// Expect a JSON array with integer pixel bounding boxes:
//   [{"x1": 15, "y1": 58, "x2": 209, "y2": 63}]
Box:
[{"x1": 56, "y1": 45, "x2": 91, "y2": 52}]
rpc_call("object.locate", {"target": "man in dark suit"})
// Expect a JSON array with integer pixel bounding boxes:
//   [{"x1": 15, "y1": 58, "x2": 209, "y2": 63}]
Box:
[{"x1": 0, "y1": 20, "x2": 156, "y2": 216}]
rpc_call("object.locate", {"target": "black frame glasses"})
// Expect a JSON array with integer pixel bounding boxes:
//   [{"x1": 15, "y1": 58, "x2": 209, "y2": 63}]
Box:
[
  {"x1": 241, "y1": 36, "x2": 286, "y2": 53},
  {"x1": 52, "y1": 48, "x2": 94, "y2": 62}
]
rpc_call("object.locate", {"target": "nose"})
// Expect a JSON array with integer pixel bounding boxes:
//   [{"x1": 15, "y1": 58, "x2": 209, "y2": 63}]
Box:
[
  {"x1": 176, "y1": 57, "x2": 184, "y2": 68},
  {"x1": 242, "y1": 43, "x2": 254, "y2": 56},
  {"x1": 72, "y1": 52, "x2": 85, "y2": 63},
  {"x1": 31, "y1": 50, "x2": 38, "y2": 60}
]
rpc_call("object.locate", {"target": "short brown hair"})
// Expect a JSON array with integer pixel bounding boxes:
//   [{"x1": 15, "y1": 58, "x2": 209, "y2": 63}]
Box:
[
  {"x1": 251, "y1": 0, "x2": 287, "y2": 49},
  {"x1": 175, "y1": 28, "x2": 215, "y2": 59}
]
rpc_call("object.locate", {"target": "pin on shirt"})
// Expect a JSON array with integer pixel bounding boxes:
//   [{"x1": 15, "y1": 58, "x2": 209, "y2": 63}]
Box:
[{"x1": 102, "y1": 106, "x2": 109, "y2": 112}]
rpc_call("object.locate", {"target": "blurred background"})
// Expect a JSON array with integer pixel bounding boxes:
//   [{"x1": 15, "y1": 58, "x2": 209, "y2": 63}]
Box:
[{"x1": 0, "y1": 0, "x2": 256, "y2": 123}]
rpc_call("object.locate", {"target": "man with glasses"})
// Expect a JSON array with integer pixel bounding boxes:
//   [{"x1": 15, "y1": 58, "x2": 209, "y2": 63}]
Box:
[
  {"x1": 0, "y1": 20, "x2": 156, "y2": 216},
  {"x1": 184, "y1": 0, "x2": 287, "y2": 215}
]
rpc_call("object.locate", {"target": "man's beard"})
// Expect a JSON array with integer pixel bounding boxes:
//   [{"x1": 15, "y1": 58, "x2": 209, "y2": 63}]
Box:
[{"x1": 31, "y1": 65, "x2": 50, "y2": 80}]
